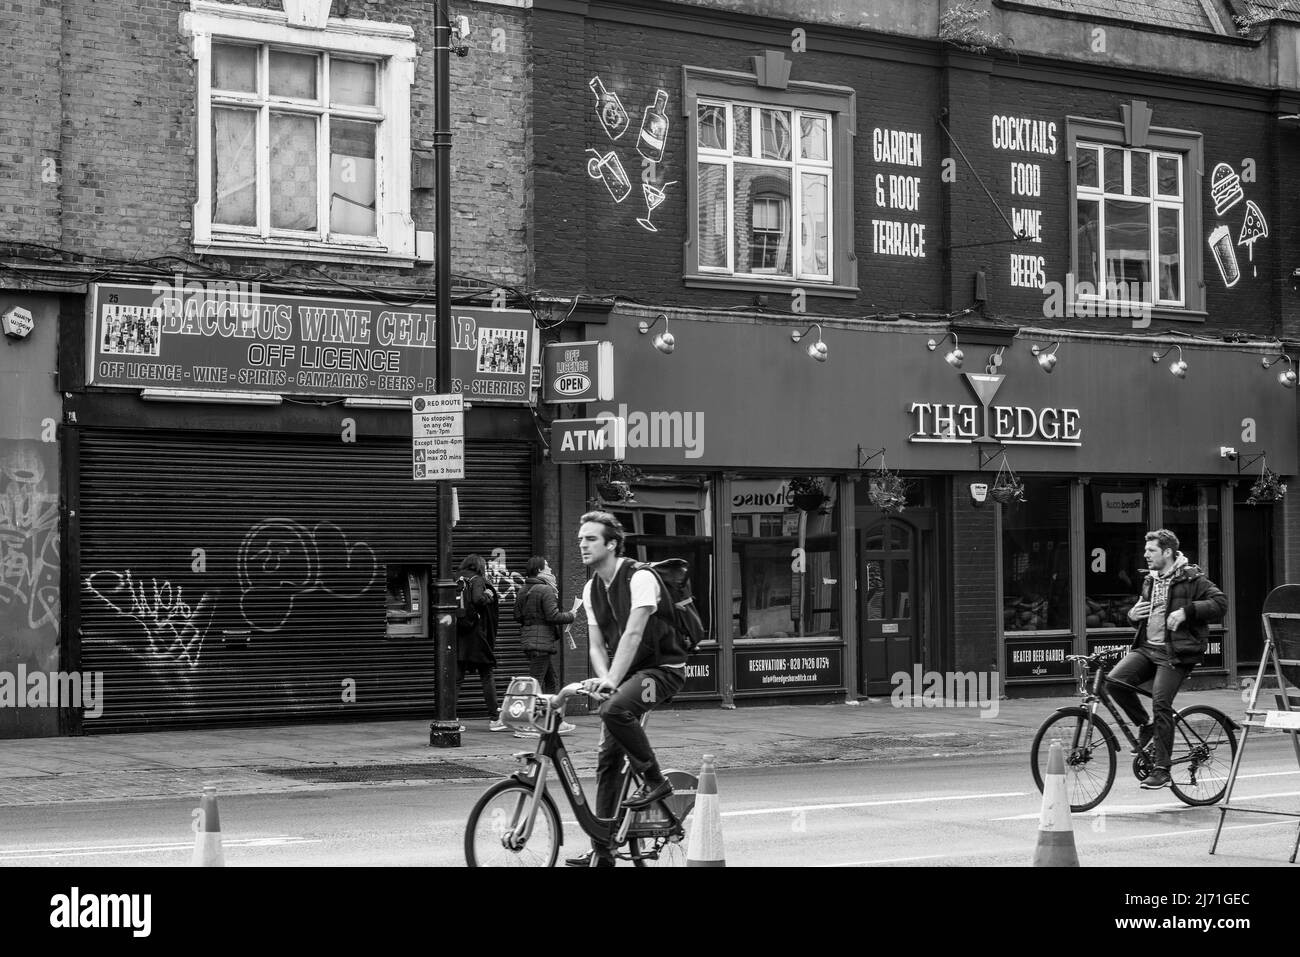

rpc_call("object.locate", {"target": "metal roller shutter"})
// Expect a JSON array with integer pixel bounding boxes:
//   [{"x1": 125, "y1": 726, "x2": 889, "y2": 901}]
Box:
[
  {"x1": 76, "y1": 429, "x2": 532, "y2": 731},
  {"x1": 451, "y1": 442, "x2": 536, "y2": 716}
]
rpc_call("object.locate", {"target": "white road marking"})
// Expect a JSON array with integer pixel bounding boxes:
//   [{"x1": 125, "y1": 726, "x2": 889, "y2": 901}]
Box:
[
  {"x1": 825, "y1": 820, "x2": 1297, "y2": 866},
  {"x1": 720, "y1": 791, "x2": 1030, "y2": 817},
  {"x1": 992, "y1": 789, "x2": 1300, "y2": 821},
  {"x1": 0, "y1": 836, "x2": 319, "y2": 860}
]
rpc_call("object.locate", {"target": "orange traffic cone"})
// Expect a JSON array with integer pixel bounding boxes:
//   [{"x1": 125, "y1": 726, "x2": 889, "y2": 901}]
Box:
[
  {"x1": 1033, "y1": 739, "x2": 1079, "y2": 867},
  {"x1": 192, "y1": 784, "x2": 225, "y2": 867},
  {"x1": 686, "y1": 754, "x2": 725, "y2": 867}
]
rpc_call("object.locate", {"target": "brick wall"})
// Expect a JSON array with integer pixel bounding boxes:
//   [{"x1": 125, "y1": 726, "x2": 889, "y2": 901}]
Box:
[
  {"x1": 949, "y1": 481, "x2": 1000, "y2": 674},
  {"x1": 11, "y1": 0, "x2": 528, "y2": 288},
  {"x1": 0, "y1": 0, "x2": 64, "y2": 247}
]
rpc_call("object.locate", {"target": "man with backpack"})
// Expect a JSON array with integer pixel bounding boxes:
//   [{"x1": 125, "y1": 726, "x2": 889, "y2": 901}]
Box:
[{"x1": 566, "y1": 510, "x2": 690, "y2": 868}]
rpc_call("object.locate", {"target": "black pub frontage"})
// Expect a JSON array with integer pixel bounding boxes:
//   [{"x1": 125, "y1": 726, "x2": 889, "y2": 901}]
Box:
[
  {"x1": 586, "y1": 307, "x2": 1297, "y2": 705},
  {"x1": 62, "y1": 280, "x2": 542, "y2": 731}
]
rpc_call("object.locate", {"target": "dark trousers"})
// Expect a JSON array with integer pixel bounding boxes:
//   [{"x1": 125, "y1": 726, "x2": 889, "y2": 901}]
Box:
[
  {"x1": 525, "y1": 649, "x2": 559, "y2": 695},
  {"x1": 1108, "y1": 646, "x2": 1194, "y2": 770},
  {"x1": 592, "y1": 666, "x2": 685, "y2": 852},
  {"x1": 456, "y1": 661, "x2": 499, "y2": 718}
]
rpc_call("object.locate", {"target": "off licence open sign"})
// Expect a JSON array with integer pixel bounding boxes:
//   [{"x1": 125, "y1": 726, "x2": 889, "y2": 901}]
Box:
[{"x1": 412, "y1": 394, "x2": 464, "y2": 481}]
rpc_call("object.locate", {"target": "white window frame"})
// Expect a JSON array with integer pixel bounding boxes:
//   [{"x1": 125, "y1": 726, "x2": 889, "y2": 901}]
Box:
[
  {"x1": 1074, "y1": 142, "x2": 1185, "y2": 309},
  {"x1": 182, "y1": 1, "x2": 415, "y2": 263},
  {"x1": 696, "y1": 98, "x2": 834, "y2": 283}
]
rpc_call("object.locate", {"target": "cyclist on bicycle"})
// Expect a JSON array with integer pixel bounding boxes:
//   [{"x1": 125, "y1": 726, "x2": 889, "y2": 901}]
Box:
[
  {"x1": 1113, "y1": 528, "x2": 1227, "y2": 790},
  {"x1": 566, "y1": 510, "x2": 687, "y2": 867}
]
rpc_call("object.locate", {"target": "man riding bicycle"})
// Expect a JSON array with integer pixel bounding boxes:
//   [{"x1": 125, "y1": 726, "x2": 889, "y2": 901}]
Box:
[
  {"x1": 566, "y1": 510, "x2": 687, "y2": 867},
  {"x1": 1113, "y1": 528, "x2": 1227, "y2": 790}
]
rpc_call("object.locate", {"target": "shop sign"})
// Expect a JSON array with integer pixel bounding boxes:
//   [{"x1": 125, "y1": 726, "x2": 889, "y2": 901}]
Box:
[
  {"x1": 731, "y1": 479, "x2": 793, "y2": 513},
  {"x1": 86, "y1": 282, "x2": 535, "y2": 403},
  {"x1": 1099, "y1": 492, "x2": 1144, "y2": 523},
  {"x1": 681, "y1": 651, "x2": 719, "y2": 696},
  {"x1": 411, "y1": 394, "x2": 464, "y2": 480},
  {"x1": 549, "y1": 417, "x2": 625, "y2": 463},
  {"x1": 909, "y1": 373, "x2": 1081, "y2": 446},
  {"x1": 735, "y1": 648, "x2": 842, "y2": 692},
  {"x1": 1005, "y1": 637, "x2": 1073, "y2": 680},
  {"x1": 541, "y1": 341, "x2": 614, "y2": 403}
]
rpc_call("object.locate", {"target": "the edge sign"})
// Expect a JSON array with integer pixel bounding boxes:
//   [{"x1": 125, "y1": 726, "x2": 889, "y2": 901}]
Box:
[{"x1": 541, "y1": 341, "x2": 614, "y2": 403}]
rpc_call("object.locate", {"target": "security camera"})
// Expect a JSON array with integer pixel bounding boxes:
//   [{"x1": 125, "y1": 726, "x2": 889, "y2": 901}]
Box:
[{"x1": 1220, "y1": 446, "x2": 1238, "y2": 461}]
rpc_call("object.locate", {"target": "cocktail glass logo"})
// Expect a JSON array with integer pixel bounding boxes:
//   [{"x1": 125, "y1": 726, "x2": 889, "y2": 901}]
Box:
[
  {"x1": 594, "y1": 404, "x2": 704, "y2": 459},
  {"x1": 1041, "y1": 276, "x2": 1153, "y2": 329},
  {"x1": 890, "y1": 667, "x2": 1001, "y2": 719}
]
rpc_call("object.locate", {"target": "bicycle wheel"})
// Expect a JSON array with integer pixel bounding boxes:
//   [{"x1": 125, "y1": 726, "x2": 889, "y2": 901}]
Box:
[
  {"x1": 1030, "y1": 708, "x2": 1117, "y2": 812},
  {"x1": 1168, "y1": 706, "x2": 1238, "y2": 807},
  {"x1": 464, "y1": 780, "x2": 561, "y2": 867},
  {"x1": 631, "y1": 829, "x2": 689, "y2": 866}
]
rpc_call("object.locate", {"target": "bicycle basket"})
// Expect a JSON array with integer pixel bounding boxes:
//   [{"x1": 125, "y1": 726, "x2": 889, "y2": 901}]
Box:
[{"x1": 499, "y1": 677, "x2": 552, "y2": 732}]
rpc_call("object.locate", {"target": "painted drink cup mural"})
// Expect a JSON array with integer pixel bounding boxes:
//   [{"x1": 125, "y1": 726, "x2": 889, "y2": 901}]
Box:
[{"x1": 1209, "y1": 225, "x2": 1240, "y2": 288}]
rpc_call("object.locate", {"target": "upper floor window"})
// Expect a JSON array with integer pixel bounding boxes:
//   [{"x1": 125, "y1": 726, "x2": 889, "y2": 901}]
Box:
[
  {"x1": 1067, "y1": 114, "x2": 1204, "y2": 321},
  {"x1": 684, "y1": 65, "x2": 857, "y2": 297},
  {"x1": 183, "y1": 2, "x2": 416, "y2": 262},
  {"x1": 696, "y1": 101, "x2": 833, "y2": 281}
]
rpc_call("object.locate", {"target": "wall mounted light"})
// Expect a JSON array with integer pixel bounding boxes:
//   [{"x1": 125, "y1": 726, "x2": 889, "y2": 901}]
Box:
[
  {"x1": 791, "y1": 323, "x2": 829, "y2": 362},
  {"x1": 1151, "y1": 344, "x2": 1188, "y2": 379},
  {"x1": 140, "y1": 388, "x2": 282, "y2": 405},
  {"x1": 637, "y1": 313, "x2": 676, "y2": 354},
  {"x1": 927, "y1": 331, "x2": 963, "y2": 369},
  {"x1": 1262, "y1": 354, "x2": 1297, "y2": 389},
  {"x1": 1030, "y1": 341, "x2": 1060, "y2": 373}
]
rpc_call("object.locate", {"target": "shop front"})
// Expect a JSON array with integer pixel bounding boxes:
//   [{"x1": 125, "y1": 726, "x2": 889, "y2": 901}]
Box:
[
  {"x1": 64, "y1": 281, "x2": 540, "y2": 731},
  {"x1": 587, "y1": 308, "x2": 1296, "y2": 703}
]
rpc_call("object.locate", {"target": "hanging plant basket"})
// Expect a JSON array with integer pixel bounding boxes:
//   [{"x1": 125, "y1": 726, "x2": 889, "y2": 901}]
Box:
[
  {"x1": 788, "y1": 476, "x2": 829, "y2": 512},
  {"x1": 990, "y1": 454, "x2": 1026, "y2": 505},
  {"x1": 593, "y1": 462, "x2": 642, "y2": 504},
  {"x1": 1247, "y1": 462, "x2": 1287, "y2": 505},
  {"x1": 866, "y1": 463, "x2": 908, "y2": 514}
]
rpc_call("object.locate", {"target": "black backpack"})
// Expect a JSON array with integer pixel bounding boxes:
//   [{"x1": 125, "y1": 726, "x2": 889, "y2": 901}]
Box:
[
  {"x1": 455, "y1": 576, "x2": 478, "y2": 629},
  {"x1": 636, "y1": 559, "x2": 708, "y2": 655},
  {"x1": 513, "y1": 583, "x2": 532, "y2": 625}
]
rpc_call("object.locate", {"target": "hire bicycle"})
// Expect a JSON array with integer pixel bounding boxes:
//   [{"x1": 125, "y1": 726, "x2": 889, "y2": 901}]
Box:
[
  {"x1": 1029, "y1": 648, "x2": 1239, "y2": 812},
  {"x1": 464, "y1": 677, "x2": 696, "y2": 866}
]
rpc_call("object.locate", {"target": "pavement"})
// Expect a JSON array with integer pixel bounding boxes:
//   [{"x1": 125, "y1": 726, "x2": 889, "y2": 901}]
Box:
[{"x1": 0, "y1": 687, "x2": 1251, "y2": 807}]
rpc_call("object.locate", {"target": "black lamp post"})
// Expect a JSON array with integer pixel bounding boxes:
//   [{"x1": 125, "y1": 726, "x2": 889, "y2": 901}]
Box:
[{"x1": 429, "y1": 3, "x2": 460, "y2": 748}]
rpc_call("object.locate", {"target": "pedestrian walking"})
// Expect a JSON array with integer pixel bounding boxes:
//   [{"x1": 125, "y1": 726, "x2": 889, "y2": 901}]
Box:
[
  {"x1": 455, "y1": 553, "x2": 506, "y2": 732},
  {"x1": 515, "y1": 556, "x2": 581, "y2": 735}
]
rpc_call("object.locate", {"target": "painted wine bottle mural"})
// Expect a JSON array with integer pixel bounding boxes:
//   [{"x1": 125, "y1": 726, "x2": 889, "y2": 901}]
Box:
[
  {"x1": 589, "y1": 76, "x2": 629, "y2": 140},
  {"x1": 637, "y1": 89, "x2": 670, "y2": 162}
]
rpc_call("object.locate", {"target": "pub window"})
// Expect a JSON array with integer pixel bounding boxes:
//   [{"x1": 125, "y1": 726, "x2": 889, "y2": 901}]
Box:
[
  {"x1": 1162, "y1": 481, "x2": 1220, "y2": 580},
  {"x1": 731, "y1": 477, "x2": 840, "y2": 640},
  {"x1": 600, "y1": 475, "x2": 714, "y2": 639},
  {"x1": 684, "y1": 66, "x2": 857, "y2": 296},
  {"x1": 1067, "y1": 115, "x2": 1204, "y2": 320},
  {"x1": 385, "y1": 566, "x2": 428, "y2": 638},
  {"x1": 1084, "y1": 481, "x2": 1148, "y2": 630},
  {"x1": 1002, "y1": 479, "x2": 1071, "y2": 632}
]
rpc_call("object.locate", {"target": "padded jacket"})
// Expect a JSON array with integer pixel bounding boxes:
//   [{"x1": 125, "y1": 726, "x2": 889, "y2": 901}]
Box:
[
  {"x1": 1130, "y1": 557, "x2": 1228, "y2": 665},
  {"x1": 515, "y1": 576, "x2": 575, "y2": 654}
]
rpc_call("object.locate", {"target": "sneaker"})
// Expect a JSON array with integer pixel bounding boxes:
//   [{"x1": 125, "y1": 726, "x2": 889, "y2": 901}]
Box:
[
  {"x1": 1140, "y1": 768, "x2": 1172, "y2": 789},
  {"x1": 622, "y1": 778, "x2": 673, "y2": 809},
  {"x1": 1130, "y1": 723, "x2": 1154, "y2": 755},
  {"x1": 488, "y1": 719, "x2": 509, "y2": 732},
  {"x1": 513, "y1": 729, "x2": 539, "y2": 739},
  {"x1": 558, "y1": 722, "x2": 577, "y2": 735},
  {"x1": 565, "y1": 849, "x2": 615, "y2": 867}
]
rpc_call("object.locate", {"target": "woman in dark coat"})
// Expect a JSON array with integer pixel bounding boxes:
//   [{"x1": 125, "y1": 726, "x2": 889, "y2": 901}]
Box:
[
  {"x1": 455, "y1": 553, "x2": 504, "y2": 731},
  {"x1": 515, "y1": 556, "x2": 580, "y2": 734}
]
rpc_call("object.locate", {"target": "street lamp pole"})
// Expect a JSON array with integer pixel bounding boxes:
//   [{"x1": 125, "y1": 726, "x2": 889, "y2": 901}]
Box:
[{"x1": 429, "y1": 2, "x2": 460, "y2": 748}]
